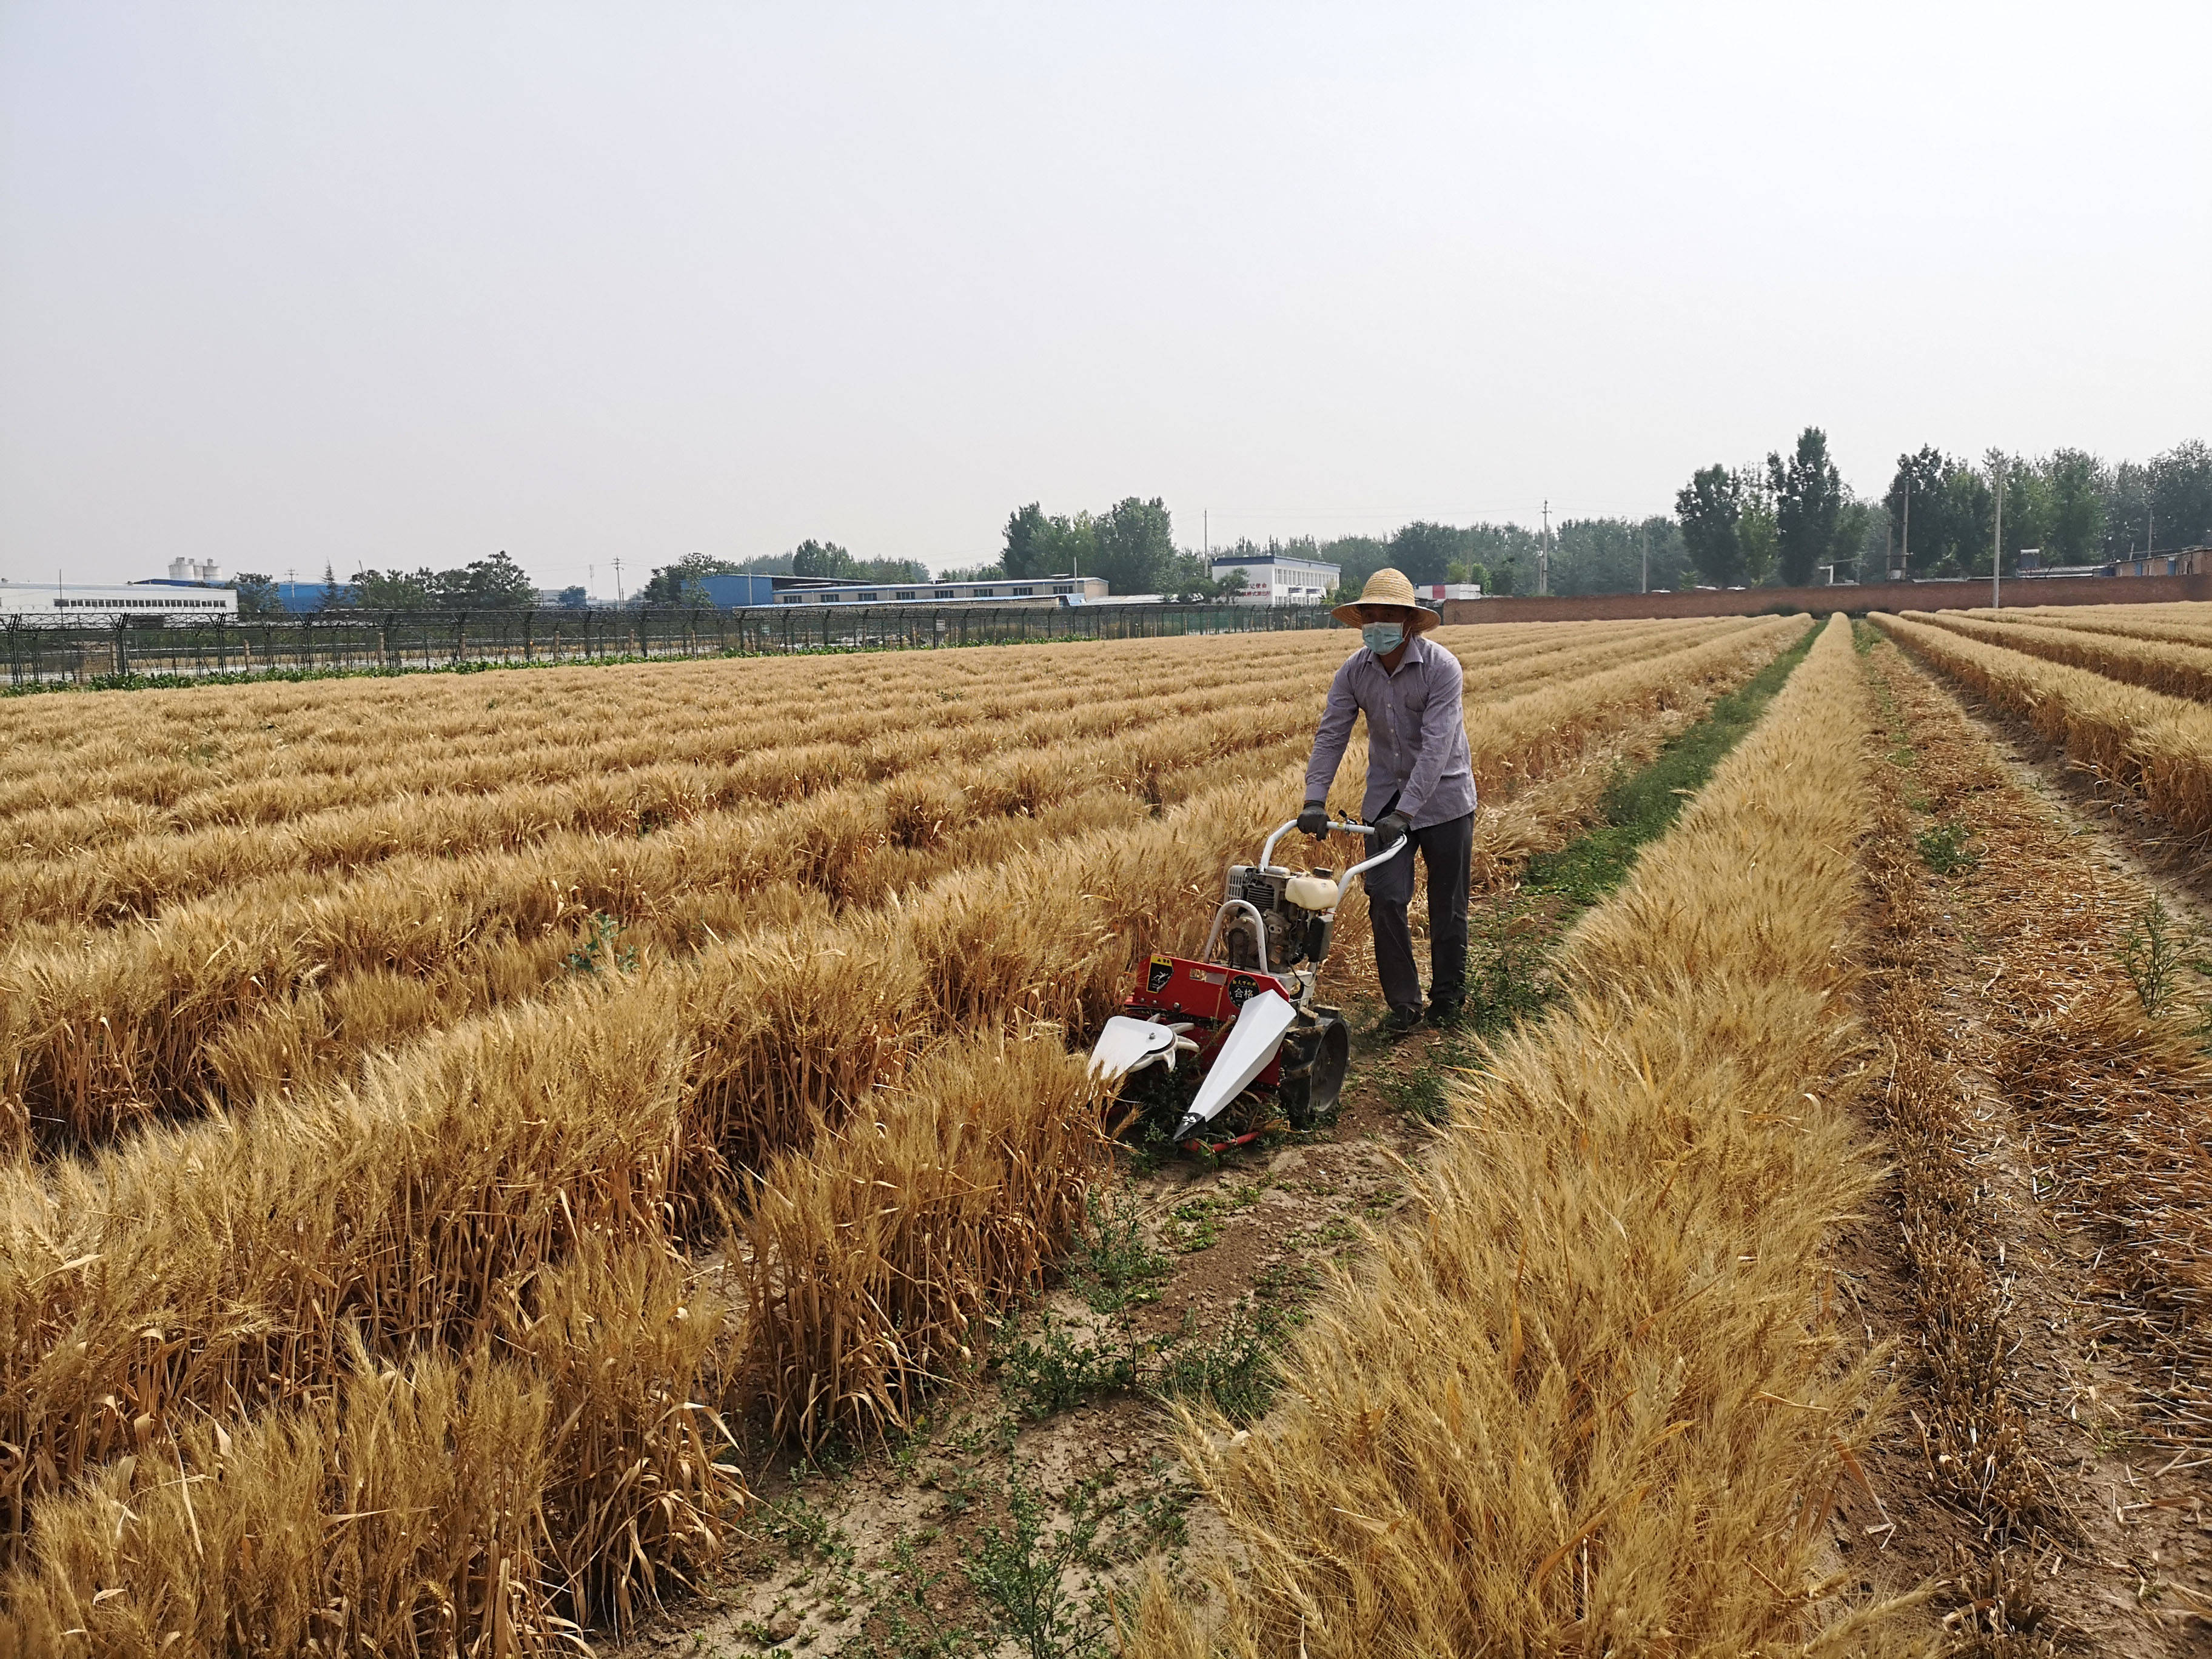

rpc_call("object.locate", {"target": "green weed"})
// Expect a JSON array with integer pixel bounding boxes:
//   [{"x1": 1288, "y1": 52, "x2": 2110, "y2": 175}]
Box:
[
  {"x1": 1070, "y1": 1187, "x2": 1171, "y2": 1313},
  {"x1": 1153, "y1": 1305, "x2": 1282, "y2": 1423},
  {"x1": 2117, "y1": 898, "x2": 2197, "y2": 1017},
  {"x1": 561, "y1": 911, "x2": 637, "y2": 975},
  {"x1": 962, "y1": 1464, "x2": 1112, "y2": 1659},
  {"x1": 997, "y1": 1316, "x2": 1147, "y2": 1418},
  {"x1": 1523, "y1": 619, "x2": 1819, "y2": 911},
  {"x1": 1384, "y1": 1067, "x2": 1450, "y2": 1124},
  {"x1": 1915, "y1": 819, "x2": 1980, "y2": 876}
]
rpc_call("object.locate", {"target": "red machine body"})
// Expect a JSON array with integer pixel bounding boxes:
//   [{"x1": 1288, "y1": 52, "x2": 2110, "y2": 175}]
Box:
[{"x1": 1121, "y1": 954, "x2": 1298, "y2": 1091}]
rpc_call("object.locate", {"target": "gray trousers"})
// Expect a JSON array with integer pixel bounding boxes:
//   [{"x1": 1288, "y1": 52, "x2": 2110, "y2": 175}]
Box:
[{"x1": 1364, "y1": 810, "x2": 1473, "y2": 1015}]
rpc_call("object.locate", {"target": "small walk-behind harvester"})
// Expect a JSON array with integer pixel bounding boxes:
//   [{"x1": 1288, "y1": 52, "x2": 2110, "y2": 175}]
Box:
[{"x1": 1086, "y1": 814, "x2": 1407, "y2": 1151}]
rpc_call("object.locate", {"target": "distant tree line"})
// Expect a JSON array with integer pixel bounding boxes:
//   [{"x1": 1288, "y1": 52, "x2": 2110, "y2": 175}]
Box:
[
  {"x1": 1880, "y1": 441, "x2": 2211, "y2": 576},
  {"x1": 1676, "y1": 432, "x2": 2212, "y2": 587},
  {"x1": 953, "y1": 498, "x2": 1237, "y2": 599},
  {"x1": 1208, "y1": 518, "x2": 1691, "y2": 604},
  {"x1": 246, "y1": 435, "x2": 2201, "y2": 623},
  {"x1": 227, "y1": 552, "x2": 567, "y2": 617},
  {"x1": 640, "y1": 540, "x2": 933, "y2": 604}
]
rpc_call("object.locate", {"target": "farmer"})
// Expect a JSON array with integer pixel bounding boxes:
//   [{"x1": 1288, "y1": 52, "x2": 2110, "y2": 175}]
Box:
[{"x1": 1298, "y1": 568, "x2": 1475, "y2": 1033}]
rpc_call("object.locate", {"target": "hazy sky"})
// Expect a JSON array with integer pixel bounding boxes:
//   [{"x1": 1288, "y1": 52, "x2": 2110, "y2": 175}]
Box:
[{"x1": 4, "y1": 2, "x2": 2206, "y2": 593}]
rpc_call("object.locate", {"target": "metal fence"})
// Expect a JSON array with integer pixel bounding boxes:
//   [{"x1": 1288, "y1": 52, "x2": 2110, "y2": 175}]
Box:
[{"x1": 3, "y1": 602, "x2": 1337, "y2": 688}]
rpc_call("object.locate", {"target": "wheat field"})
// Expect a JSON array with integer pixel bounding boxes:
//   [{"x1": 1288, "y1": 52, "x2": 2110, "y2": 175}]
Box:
[
  {"x1": 1, "y1": 615, "x2": 1811, "y2": 1653},
  {"x1": 17, "y1": 601, "x2": 2205, "y2": 1656}
]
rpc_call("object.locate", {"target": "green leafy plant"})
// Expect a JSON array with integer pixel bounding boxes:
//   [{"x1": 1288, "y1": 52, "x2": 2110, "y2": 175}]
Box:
[
  {"x1": 1153, "y1": 1305, "x2": 1282, "y2": 1422},
  {"x1": 962, "y1": 1464, "x2": 1111, "y2": 1659},
  {"x1": 561, "y1": 911, "x2": 637, "y2": 975},
  {"x1": 1915, "y1": 819, "x2": 1980, "y2": 876},
  {"x1": 1384, "y1": 1067, "x2": 1450, "y2": 1124},
  {"x1": 997, "y1": 1316, "x2": 1149, "y2": 1418},
  {"x1": 2117, "y1": 897, "x2": 2190, "y2": 1016},
  {"x1": 1069, "y1": 1187, "x2": 1171, "y2": 1313}
]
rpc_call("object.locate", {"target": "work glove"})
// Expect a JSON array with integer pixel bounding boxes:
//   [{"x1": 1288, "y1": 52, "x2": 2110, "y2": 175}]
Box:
[
  {"x1": 1297, "y1": 800, "x2": 1330, "y2": 840},
  {"x1": 1372, "y1": 810, "x2": 1412, "y2": 854}
]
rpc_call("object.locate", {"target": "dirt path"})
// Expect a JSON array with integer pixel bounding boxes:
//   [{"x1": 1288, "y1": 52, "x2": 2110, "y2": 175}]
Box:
[{"x1": 1846, "y1": 632, "x2": 2212, "y2": 1655}]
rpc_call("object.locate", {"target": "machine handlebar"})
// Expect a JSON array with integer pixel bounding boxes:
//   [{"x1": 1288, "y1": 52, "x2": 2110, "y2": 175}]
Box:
[{"x1": 1258, "y1": 816, "x2": 1409, "y2": 886}]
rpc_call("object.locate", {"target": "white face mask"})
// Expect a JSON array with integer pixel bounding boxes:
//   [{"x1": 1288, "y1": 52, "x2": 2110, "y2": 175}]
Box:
[{"x1": 1361, "y1": 622, "x2": 1406, "y2": 655}]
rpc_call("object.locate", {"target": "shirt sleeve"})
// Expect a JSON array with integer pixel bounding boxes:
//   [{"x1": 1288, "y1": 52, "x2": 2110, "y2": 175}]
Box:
[
  {"x1": 1303, "y1": 659, "x2": 1361, "y2": 803},
  {"x1": 1395, "y1": 646, "x2": 1465, "y2": 824}
]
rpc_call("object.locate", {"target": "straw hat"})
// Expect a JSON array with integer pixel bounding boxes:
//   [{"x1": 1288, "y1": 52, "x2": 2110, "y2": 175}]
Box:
[{"x1": 1330, "y1": 567, "x2": 1441, "y2": 632}]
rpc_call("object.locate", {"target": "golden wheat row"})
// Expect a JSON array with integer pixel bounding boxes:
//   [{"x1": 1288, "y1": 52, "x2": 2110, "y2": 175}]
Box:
[
  {"x1": 1876, "y1": 611, "x2": 2212, "y2": 846},
  {"x1": 0, "y1": 619, "x2": 1744, "y2": 909},
  {"x1": 0, "y1": 620, "x2": 1724, "y2": 854},
  {"x1": 1981, "y1": 600, "x2": 2212, "y2": 651},
  {"x1": 0, "y1": 618, "x2": 1648, "y2": 803},
  {"x1": 0, "y1": 703, "x2": 1315, "y2": 1148},
  {"x1": 1132, "y1": 617, "x2": 1910, "y2": 1657},
  {"x1": 1914, "y1": 608, "x2": 2212, "y2": 701},
  {"x1": 0, "y1": 678, "x2": 1322, "y2": 930},
  {"x1": 0, "y1": 617, "x2": 1635, "y2": 778},
  {"x1": 0, "y1": 629, "x2": 1342, "y2": 823},
  {"x1": 1, "y1": 624, "x2": 1780, "y2": 1151}
]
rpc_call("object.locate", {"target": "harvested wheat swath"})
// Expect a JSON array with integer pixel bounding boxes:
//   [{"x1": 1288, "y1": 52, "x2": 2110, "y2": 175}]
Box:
[
  {"x1": 1874, "y1": 637, "x2": 2212, "y2": 1446},
  {"x1": 1875, "y1": 611, "x2": 2212, "y2": 848},
  {"x1": 1916, "y1": 608, "x2": 2212, "y2": 702},
  {"x1": 1856, "y1": 645, "x2": 2047, "y2": 1532},
  {"x1": 1130, "y1": 617, "x2": 1914, "y2": 1658}
]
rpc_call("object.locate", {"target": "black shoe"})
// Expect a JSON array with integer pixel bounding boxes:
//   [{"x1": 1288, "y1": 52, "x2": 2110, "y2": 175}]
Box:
[
  {"x1": 1382, "y1": 1006, "x2": 1424, "y2": 1037},
  {"x1": 1427, "y1": 1001, "x2": 1464, "y2": 1029}
]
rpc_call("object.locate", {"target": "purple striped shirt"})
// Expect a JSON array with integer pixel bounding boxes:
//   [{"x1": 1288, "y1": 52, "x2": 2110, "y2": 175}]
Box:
[{"x1": 1302, "y1": 632, "x2": 1476, "y2": 828}]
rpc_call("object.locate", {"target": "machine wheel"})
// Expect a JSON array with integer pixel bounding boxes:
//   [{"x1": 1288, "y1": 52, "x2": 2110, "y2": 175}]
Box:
[{"x1": 1274, "y1": 1008, "x2": 1349, "y2": 1128}]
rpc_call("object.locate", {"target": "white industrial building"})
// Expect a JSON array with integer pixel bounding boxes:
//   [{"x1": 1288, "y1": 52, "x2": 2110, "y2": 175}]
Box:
[
  {"x1": 2, "y1": 557, "x2": 240, "y2": 622},
  {"x1": 1208, "y1": 552, "x2": 1339, "y2": 606}
]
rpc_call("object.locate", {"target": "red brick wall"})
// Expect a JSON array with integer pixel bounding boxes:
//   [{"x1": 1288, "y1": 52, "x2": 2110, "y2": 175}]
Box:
[{"x1": 1438, "y1": 573, "x2": 2212, "y2": 625}]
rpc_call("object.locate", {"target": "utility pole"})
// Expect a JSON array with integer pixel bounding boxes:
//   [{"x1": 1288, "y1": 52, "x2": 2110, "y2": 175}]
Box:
[
  {"x1": 1900, "y1": 486, "x2": 1910, "y2": 578},
  {"x1": 613, "y1": 557, "x2": 624, "y2": 605},
  {"x1": 2148, "y1": 508, "x2": 2156, "y2": 561},
  {"x1": 1538, "y1": 500, "x2": 1551, "y2": 597},
  {"x1": 1640, "y1": 522, "x2": 1649, "y2": 594},
  {"x1": 1991, "y1": 457, "x2": 2005, "y2": 611}
]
